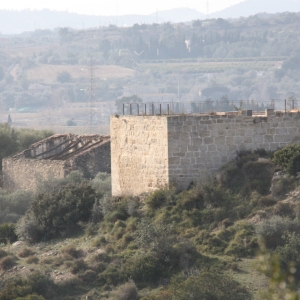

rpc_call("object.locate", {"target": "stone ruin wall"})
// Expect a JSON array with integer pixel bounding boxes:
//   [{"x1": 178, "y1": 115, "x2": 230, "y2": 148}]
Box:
[
  {"x1": 111, "y1": 110, "x2": 300, "y2": 196},
  {"x1": 3, "y1": 158, "x2": 66, "y2": 192},
  {"x1": 111, "y1": 116, "x2": 169, "y2": 196},
  {"x1": 68, "y1": 141, "x2": 111, "y2": 178},
  {"x1": 2, "y1": 136, "x2": 111, "y2": 193}
]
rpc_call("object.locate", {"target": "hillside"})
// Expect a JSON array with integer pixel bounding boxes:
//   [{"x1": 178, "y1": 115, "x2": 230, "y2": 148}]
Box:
[
  {"x1": 1, "y1": 145, "x2": 300, "y2": 299},
  {"x1": 212, "y1": 0, "x2": 300, "y2": 19}
]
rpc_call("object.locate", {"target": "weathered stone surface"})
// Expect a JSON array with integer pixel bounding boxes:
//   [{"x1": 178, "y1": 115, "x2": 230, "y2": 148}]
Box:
[
  {"x1": 2, "y1": 134, "x2": 111, "y2": 192},
  {"x1": 111, "y1": 116, "x2": 168, "y2": 196},
  {"x1": 111, "y1": 112, "x2": 300, "y2": 195}
]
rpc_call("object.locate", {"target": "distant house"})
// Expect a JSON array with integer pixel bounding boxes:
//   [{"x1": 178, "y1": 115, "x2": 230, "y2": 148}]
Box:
[{"x1": 28, "y1": 83, "x2": 52, "y2": 94}]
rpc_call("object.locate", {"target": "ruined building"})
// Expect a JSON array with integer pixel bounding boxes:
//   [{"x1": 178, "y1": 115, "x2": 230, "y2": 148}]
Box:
[
  {"x1": 2, "y1": 134, "x2": 110, "y2": 192},
  {"x1": 111, "y1": 109, "x2": 300, "y2": 196}
]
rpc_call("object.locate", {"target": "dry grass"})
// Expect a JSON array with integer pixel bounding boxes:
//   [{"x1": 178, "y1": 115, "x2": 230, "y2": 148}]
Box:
[{"x1": 225, "y1": 258, "x2": 268, "y2": 300}]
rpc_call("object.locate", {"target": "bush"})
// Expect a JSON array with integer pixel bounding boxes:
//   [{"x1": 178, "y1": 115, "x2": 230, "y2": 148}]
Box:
[
  {"x1": 26, "y1": 256, "x2": 39, "y2": 264},
  {"x1": 111, "y1": 280, "x2": 138, "y2": 300},
  {"x1": 255, "y1": 216, "x2": 299, "y2": 249},
  {"x1": 91, "y1": 172, "x2": 111, "y2": 197},
  {"x1": 0, "y1": 223, "x2": 17, "y2": 244},
  {"x1": 17, "y1": 182, "x2": 97, "y2": 242},
  {"x1": 79, "y1": 270, "x2": 97, "y2": 283},
  {"x1": 61, "y1": 245, "x2": 82, "y2": 259},
  {"x1": 0, "y1": 249, "x2": 8, "y2": 259},
  {"x1": 15, "y1": 295, "x2": 45, "y2": 300},
  {"x1": 122, "y1": 252, "x2": 164, "y2": 285},
  {"x1": 0, "y1": 190, "x2": 34, "y2": 224},
  {"x1": 0, "y1": 255, "x2": 16, "y2": 270},
  {"x1": 273, "y1": 144, "x2": 300, "y2": 175},
  {"x1": 69, "y1": 259, "x2": 87, "y2": 274},
  {"x1": 271, "y1": 174, "x2": 297, "y2": 199},
  {"x1": 35, "y1": 171, "x2": 84, "y2": 195},
  {"x1": 146, "y1": 187, "x2": 176, "y2": 210},
  {"x1": 18, "y1": 248, "x2": 35, "y2": 258},
  {"x1": 167, "y1": 272, "x2": 251, "y2": 300}
]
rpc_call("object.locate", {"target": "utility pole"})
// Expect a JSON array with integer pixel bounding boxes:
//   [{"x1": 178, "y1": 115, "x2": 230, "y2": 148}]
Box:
[{"x1": 88, "y1": 57, "x2": 97, "y2": 133}]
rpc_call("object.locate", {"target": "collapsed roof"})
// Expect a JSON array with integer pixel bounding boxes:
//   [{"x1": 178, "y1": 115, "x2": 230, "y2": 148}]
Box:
[{"x1": 13, "y1": 133, "x2": 110, "y2": 161}]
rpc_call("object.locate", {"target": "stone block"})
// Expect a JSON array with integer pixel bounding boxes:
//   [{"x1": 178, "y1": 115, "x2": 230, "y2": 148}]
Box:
[
  {"x1": 274, "y1": 135, "x2": 284, "y2": 143},
  {"x1": 203, "y1": 137, "x2": 214, "y2": 144},
  {"x1": 264, "y1": 135, "x2": 274, "y2": 143},
  {"x1": 215, "y1": 136, "x2": 226, "y2": 145},
  {"x1": 227, "y1": 129, "x2": 236, "y2": 136},
  {"x1": 226, "y1": 136, "x2": 234, "y2": 144},
  {"x1": 199, "y1": 131, "x2": 211, "y2": 137}
]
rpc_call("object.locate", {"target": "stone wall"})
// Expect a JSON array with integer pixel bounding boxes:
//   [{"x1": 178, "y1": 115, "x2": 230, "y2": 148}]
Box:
[
  {"x1": 69, "y1": 141, "x2": 111, "y2": 178},
  {"x1": 111, "y1": 111, "x2": 300, "y2": 195},
  {"x1": 2, "y1": 135, "x2": 111, "y2": 192},
  {"x1": 111, "y1": 116, "x2": 169, "y2": 196},
  {"x1": 3, "y1": 158, "x2": 66, "y2": 192}
]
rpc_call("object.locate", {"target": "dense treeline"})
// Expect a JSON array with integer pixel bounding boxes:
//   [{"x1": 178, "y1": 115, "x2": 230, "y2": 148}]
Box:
[{"x1": 0, "y1": 123, "x2": 53, "y2": 161}]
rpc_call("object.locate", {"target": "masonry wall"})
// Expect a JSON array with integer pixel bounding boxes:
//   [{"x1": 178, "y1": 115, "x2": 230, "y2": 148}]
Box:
[
  {"x1": 111, "y1": 111, "x2": 300, "y2": 195},
  {"x1": 3, "y1": 158, "x2": 66, "y2": 192},
  {"x1": 111, "y1": 116, "x2": 169, "y2": 196},
  {"x1": 168, "y1": 111, "x2": 300, "y2": 189},
  {"x1": 69, "y1": 141, "x2": 111, "y2": 178}
]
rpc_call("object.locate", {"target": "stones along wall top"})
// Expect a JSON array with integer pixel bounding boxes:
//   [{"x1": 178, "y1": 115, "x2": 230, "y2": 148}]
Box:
[
  {"x1": 111, "y1": 111, "x2": 300, "y2": 195},
  {"x1": 111, "y1": 116, "x2": 169, "y2": 196}
]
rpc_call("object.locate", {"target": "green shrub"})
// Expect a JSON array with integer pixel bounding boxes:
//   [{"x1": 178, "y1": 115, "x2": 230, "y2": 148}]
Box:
[
  {"x1": 273, "y1": 144, "x2": 300, "y2": 175},
  {"x1": 15, "y1": 213, "x2": 42, "y2": 244},
  {"x1": 0, "y1": 255, "x2": 16, "y2": 270},
  {"x1": 218, "y1": 152, "x2": 275, "y2": 195},
  {"x1": 271, "y1": 174, "x2": 297, "y2": 199},
  {"x1": 0, "y1": 249, "x2": 8, "y2": 259},
  {"x1": 35, "y1": 171, "x2": 84, "y2": 195},
  {"x1": 255, "y1": 216, "x2": 299, "y2": 249},
  {"x1": 111, "y1": 280, "x2": 138, "y2": 300},
  {"x1": 123, "y1": 252, "x2": 164, "y2": 285},
  {"x1": 0, "y1": 223, "x2": 17, "y2": 244},
  {"x1": 69, "y1": 259, "x2": 87, "y2": 274},
  {"x1": 15, "y1": 295, "x2": 45, "y2": 300},
  {"x1": 18, "y1": 248, "x2": 35, "y2": 258},
  {"x1": 17, "y1": 182, "x2": 97, "y2": 242},
  {"x1": 26, "y1": 256, "x2": 39, "y2": 264},
  {"x1": 145, "y1": 189, "x2": 167, "y2": 210},
  {"x1": 79, "y1": 270, "x2": 97, "y2": 282},
  {"x1": 91, "y1": 172, "x2": 111, "y2": 197},
  {"x1": 91, "y1": 235, "x2": 107, "y2": 247},
  {"x1": 168, "y1": 272, "x2": 251, "y2": 300},
  {"x1": 60, "y1": 245, "x2": 82, "y2": 259}
]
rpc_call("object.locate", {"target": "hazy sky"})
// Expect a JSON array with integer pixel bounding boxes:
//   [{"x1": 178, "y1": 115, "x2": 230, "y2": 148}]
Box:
[{"x1": 0, "y1": 0, "x2": 243, "y2": 15}]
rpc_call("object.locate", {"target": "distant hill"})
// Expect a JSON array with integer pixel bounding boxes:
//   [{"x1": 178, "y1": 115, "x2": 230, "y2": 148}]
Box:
[
  {"x1": 0, "y1": 8, "x2": 205, "y2": 34},
  {"x1": 212, "y1": 0, "x2": 300, "y2": 19},
  {"x1": 151, "y1": 8, "x2": 206, "y2": 23}
]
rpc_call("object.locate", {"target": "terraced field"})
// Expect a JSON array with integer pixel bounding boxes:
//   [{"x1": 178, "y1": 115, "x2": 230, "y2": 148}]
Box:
[
  {"x1": 22, "y1": 64, "x2": 134, "y2": 83},
  {"x1": 140, "y1": 60, "x2": 283, "y2": 74}
]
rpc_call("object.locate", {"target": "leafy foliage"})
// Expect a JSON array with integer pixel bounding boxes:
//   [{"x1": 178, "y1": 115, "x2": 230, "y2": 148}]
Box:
[
  {"x1": 273, "y1": 144, "x2": 300, "y2": 176},
  {"x1": 16, "y1": 181, "x2": 97, "y2": 242},
  {"x1": 0, "y1": 123, "x2": 53, "y2": 160},
  {"x1": 0, "y1": 271, "x2": 55, "y2": 300}
]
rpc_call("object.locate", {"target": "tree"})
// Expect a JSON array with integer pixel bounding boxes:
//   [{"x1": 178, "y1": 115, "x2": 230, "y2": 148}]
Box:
[{"x1": 56, "y1": 71, "x2": 72, "y2": 83}]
